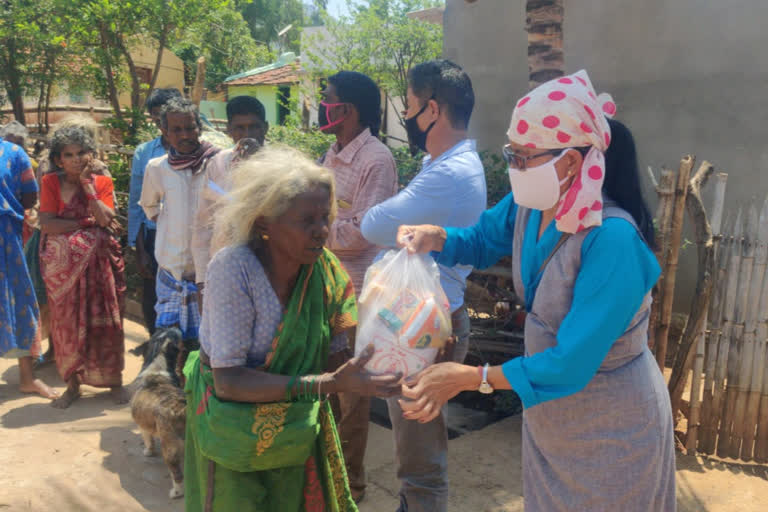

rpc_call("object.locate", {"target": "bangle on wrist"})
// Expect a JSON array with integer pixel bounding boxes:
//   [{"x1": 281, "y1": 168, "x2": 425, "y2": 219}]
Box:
[{"x1": 85, "y1": 193, "x2": 98, "y2": 201}]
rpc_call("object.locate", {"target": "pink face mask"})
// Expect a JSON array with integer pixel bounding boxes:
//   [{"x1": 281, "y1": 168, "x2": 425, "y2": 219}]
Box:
[{"x1": 318, "y1": 101, "x2": 348, "y2": 132}]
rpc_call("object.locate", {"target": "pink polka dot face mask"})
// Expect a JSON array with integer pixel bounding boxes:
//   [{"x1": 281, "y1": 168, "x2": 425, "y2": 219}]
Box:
[
  {"x1": 508, "y1": 149, "x2": 570, "y2": 211},
  {"x1": 507, "y1": 70, "x2": 615, "y2": 233}
]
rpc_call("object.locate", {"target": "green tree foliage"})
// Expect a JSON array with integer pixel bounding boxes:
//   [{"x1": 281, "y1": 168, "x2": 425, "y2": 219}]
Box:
[
  {"x1": 237, "y1": 0, "x2": 306, "y2": 53},
  {"x1": 173, "y1": 3, "x2": 273, "y2": 90},
  {"x1": 0, "y1": 0, "x2": 78, "y2": 127},
  {"x1": 72, "y1": 0, "x2": 227, "y2": 121},
  {"x1": 304, "y1": 0, "x2": 443, "y2": 129}
]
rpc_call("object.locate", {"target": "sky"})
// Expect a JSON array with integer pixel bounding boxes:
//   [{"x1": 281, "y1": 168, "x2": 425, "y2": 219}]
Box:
[{"x1": 324, "y1": 0, "x2": 353, "y2": 18}]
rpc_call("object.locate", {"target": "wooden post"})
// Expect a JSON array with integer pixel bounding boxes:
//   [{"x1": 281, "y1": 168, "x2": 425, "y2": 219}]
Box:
[
  {"x1": 709, "y1": 210, "x2": 743, "y2": 456},
  {"x1": 668, "y1": 161, "x2": 714, "y2": 420},
  {"x1": 525, "y1": 0, "x2": 564, "y2": 89},
  {"x1": 648, "y1": 168, "x2": 676, "y2": 350},
  {"x1": 655, "y1": 156, "x2": 695, "y2": 370},
  {"x1": 728, "y1": 205, "x2": 763, "y2": 458},
  {"x1": 718, "y1": 211, "x2": 754, "y2": 458},
  {"x1": 739, "y1": 198, "x2": 768, "y2": 460},
  {"x1": 686, "y1": 171, "x2": 727, "y2": 453},
  {"x1": 753, "y1": 197, "x2": 768, "y2": 462},
  {"x1": 700, "y1": 212, "x2": 733, "y2": 453},
  {"x1": 191, "y1": 56, "x2": 206, "y2": 106}
]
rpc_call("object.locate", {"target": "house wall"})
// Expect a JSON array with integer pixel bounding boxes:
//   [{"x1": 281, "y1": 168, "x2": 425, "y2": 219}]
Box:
[
  {"x1": 443, "y1": 0, "x2": 768, "y2": 309},
  {"x1": 227, "y1": 84, "x2": 298, "y2": 126},
  {"x1": 117, "y1": 44, "x2": 185, "y2": 108}
]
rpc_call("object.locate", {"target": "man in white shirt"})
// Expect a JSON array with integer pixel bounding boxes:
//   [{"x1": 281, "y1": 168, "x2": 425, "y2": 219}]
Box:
[
  {"x1": 191, "y1": 95, "x2": 268, "y2": 293},
  {"x1": 139, "y1": 97, "x2": 220, "y2": 340}
]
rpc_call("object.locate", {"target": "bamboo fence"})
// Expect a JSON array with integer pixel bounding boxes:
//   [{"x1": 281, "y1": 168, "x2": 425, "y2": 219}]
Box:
[{"x1": 683, "y1": 197, "x2": 768, "y2": 461}]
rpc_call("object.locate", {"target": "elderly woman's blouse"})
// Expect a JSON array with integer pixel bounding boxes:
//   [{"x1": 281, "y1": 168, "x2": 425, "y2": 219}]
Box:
[
  {"x1": 200, "y1": 245, "x2": 348, "y2": 369},
  {"x1": 436, "y1": 192, "x2": 660, "y2": 408}
]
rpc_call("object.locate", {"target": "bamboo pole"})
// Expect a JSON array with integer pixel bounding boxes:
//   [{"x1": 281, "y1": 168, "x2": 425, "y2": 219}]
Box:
[
  {"x1": 700, "y1": 213, "x2": 733, "y2": 454},
  {"x1": 709, "y1": 210, "x2": 743, "y2": 456},
  {"x1": 718, "y1": 211, "x2": 754, "y2": 458},
  {"x1": 686, "y1": 171, "x2": 727, "y2": 453},
  {"x1": 728, "y1": 204, "x2": 763, "y2": 458},
  {"x1": 740, "y1": 197, "x2": 768, "y2": 461},
  {"x1": 191, "y1": 56, "x2": 206, "y2": 106},
  {"x1": 655, "y1": 156, "x2": 695, "y2": 369},
  {"x1": 669, "y1": 161, "x2": 715, "y2": 422},
  {"x1": 756, "y1": 332, "x2": 768, "y2": 462},
  {"x1": 648, "y1": 168, "x2": 676, "y2": 351}
]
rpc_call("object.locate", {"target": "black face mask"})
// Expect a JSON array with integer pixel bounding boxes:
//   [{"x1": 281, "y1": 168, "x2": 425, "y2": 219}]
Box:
[
  {"x1": 318, "y1": 102, "x2": 329, "y2": 129},
  {"x1": 404, "y1": 97, "x2": 436, "y2": 155}
]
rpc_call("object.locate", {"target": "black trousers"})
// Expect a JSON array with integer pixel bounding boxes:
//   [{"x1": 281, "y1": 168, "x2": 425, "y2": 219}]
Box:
[{"x1": 141, "y1": 228, "x2": 158, "y2": 335}]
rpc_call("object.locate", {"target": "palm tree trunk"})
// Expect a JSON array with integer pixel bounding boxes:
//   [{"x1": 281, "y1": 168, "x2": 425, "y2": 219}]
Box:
[{"x1": 526, "y1": 0, "x2": 564, "y2": 90}]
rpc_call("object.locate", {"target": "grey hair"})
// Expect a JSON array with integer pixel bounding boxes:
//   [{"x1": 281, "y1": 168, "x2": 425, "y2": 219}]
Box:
[
  {"x1": 1, "y1": 120, "x2": 29, "y2": 142},
  {"x1": 49, "y1": 126, "x2": 96, "y2": 170},
  {"x1": 160, "y1": 97, "x2": 202, "y2": 130},
  {"x1": 212, "y1": 146, "x2": 337, "y2": 248},
  {"x1": 54, "y1": 114, "x2": 100, "y2": 140}
]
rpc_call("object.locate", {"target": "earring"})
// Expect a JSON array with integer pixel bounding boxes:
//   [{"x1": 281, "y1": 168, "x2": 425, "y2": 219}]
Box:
[{"x1": 261, "y1": 233, "x2": 269, "y2": 241}]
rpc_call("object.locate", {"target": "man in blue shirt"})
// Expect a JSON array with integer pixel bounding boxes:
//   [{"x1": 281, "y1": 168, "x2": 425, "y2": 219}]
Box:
[
  {"x1": 127, "y1": 88, "x2": 182, "y2": 335},
  {"x1": 361, "y1": 60, "x2": 487, "y2": 512}
]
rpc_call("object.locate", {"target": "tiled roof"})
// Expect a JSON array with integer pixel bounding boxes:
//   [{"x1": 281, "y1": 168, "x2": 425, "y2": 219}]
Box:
[{"x1": 225, "y1": 63, "x2": 301, "y2": 86}]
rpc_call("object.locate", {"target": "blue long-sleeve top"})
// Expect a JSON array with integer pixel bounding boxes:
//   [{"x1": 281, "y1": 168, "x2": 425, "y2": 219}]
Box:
[
  {"x1": 127, "y1": 137, "x2": 166, "y2": 247},
  {"x1": 361, "y1": 139, "x2": 487, "y2": 312},
  {"x1": 437, "y1": 192, "x2": 660, "y2": 409}
]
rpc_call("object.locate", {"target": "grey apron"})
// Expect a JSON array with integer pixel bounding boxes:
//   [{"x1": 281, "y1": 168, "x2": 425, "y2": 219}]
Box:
[{"x1": 511, "y1": 202, "x2": 676, "y2": 512}]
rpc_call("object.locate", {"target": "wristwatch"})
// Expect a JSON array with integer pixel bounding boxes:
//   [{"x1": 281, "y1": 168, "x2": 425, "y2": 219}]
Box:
[{"x1": 477, "y1": 363, "x2": 494, "y2": 394}]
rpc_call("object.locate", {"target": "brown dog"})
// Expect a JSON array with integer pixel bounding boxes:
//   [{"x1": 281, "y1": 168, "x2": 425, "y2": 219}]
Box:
[{"x1": 130, "y1": 327, "x2": 189, "y2": 499}]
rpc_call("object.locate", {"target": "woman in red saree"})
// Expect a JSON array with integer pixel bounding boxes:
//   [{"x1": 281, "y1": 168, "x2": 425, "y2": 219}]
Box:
[{"x1": 39, "y1": 126, "x2": 128, "y2": 409}]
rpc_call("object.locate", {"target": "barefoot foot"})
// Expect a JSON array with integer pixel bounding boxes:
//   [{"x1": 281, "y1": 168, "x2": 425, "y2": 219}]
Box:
[
  {"x1": 19, "y1": 378, "x2": 60, "y2": 400},
  {"x1": 110, "y1": 386, "x2": 131, "y2": 405},
  {"x1": 51, "y1": 387, "x2": 80, "y2": 409}
]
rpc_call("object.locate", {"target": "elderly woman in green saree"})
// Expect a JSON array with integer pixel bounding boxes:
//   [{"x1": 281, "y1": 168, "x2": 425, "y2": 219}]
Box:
[{"x1": 184, "y1": 146, "x2": 401, "y2": 511}]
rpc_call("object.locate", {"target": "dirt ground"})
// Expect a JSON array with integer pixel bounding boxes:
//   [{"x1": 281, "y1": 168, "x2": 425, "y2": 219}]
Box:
[{"x1": 1, "y1": 319, "x2": 767, "y2": 511}]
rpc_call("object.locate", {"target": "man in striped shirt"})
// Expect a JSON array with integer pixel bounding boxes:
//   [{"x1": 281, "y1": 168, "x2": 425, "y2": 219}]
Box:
[{"x1": 319, "y1": 71, "x2": 398, "y2": 503}]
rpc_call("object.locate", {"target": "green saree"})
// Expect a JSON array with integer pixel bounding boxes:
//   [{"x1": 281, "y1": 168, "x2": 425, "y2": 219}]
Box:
[{"x1": 184, "y1": 249, "x2": 358, "y2": 512}]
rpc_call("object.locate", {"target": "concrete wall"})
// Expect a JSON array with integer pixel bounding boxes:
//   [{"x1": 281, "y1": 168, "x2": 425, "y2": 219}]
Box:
[
  {"x1": 444, "y1": 0, "x2": 768, "y2": 309},
  {"x1": 443, "y1": 0, "x2": 528, "y2": 153}
]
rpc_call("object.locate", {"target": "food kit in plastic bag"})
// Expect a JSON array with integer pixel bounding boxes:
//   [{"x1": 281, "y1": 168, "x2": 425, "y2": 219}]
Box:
[{"x1": 356, "y1": 248, "x2": 452, "y2": 376}]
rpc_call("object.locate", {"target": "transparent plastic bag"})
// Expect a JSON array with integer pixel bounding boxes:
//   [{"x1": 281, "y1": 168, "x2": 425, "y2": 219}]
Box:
[{"x1": 356, "y1": 248, "x2": 452, "y2": 376}]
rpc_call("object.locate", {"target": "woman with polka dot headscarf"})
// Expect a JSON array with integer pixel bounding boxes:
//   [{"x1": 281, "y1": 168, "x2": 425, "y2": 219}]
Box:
[{"x1": 393, "y1": 71, "x2": 676, "y2": 511}]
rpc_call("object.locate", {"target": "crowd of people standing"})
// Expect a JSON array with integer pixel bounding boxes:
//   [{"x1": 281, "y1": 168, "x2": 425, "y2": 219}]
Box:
[{"x1": 0, "y1": 58, "x2": 677, "y2": 511}]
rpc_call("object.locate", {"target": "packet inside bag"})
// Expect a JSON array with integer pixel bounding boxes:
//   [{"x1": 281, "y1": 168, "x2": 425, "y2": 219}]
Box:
[{"x1": 356, "y1": 248, "x2": 452, "y2": 377}]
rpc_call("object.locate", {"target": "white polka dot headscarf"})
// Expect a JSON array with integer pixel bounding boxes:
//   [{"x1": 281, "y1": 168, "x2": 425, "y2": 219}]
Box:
[{"x1": 507, "y1": 70, "x2": 616, "y2": 233}]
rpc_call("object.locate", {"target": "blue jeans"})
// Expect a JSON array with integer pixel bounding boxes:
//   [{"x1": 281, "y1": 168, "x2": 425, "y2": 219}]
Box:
[{"x1": 387, "y1": 307, "x2": 471, "y2": 512}]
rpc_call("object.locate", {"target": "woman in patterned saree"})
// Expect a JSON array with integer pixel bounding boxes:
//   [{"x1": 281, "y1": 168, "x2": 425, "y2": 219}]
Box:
[
  {"x1": 184, "y1": 147, "x2": 401, "y2": 511},
  {"x1": 39, "y1": 126, "x2": 128, "y2": 409}
]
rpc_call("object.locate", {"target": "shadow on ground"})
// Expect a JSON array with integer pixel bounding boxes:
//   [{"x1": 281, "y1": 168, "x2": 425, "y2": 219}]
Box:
[
  {"x1": 1, "y1": 392, "x2": 122, "y2": 428},
  {"x1": 100, "y1": 425, "x2": 183, "y2": 512}
]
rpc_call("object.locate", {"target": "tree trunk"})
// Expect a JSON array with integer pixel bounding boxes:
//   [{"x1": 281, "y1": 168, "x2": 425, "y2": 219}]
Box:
[
  {"x1": 44, "y1": 79, "x2": 54, "y2": 133},
  {"x1": 114, "y1": 34, "x2": 142, "y2": 111},
  {"x1": 3, "y1": 39, "x2": 26, "y2": 125},
  {"x1": 147, "y1": 24, "x2": 171, "y2": 101},
  {"x1": 526, "y1": 0, "x2": 564, "y2": 90},
  {"x1": 99, "y1": 24, "x2": 123, "y2": 121}
]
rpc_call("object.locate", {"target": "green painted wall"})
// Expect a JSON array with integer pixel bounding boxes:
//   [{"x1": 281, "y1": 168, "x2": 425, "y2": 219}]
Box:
[{"x1": 226, "y1": 84, "x2": 297, "y2": 126}]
